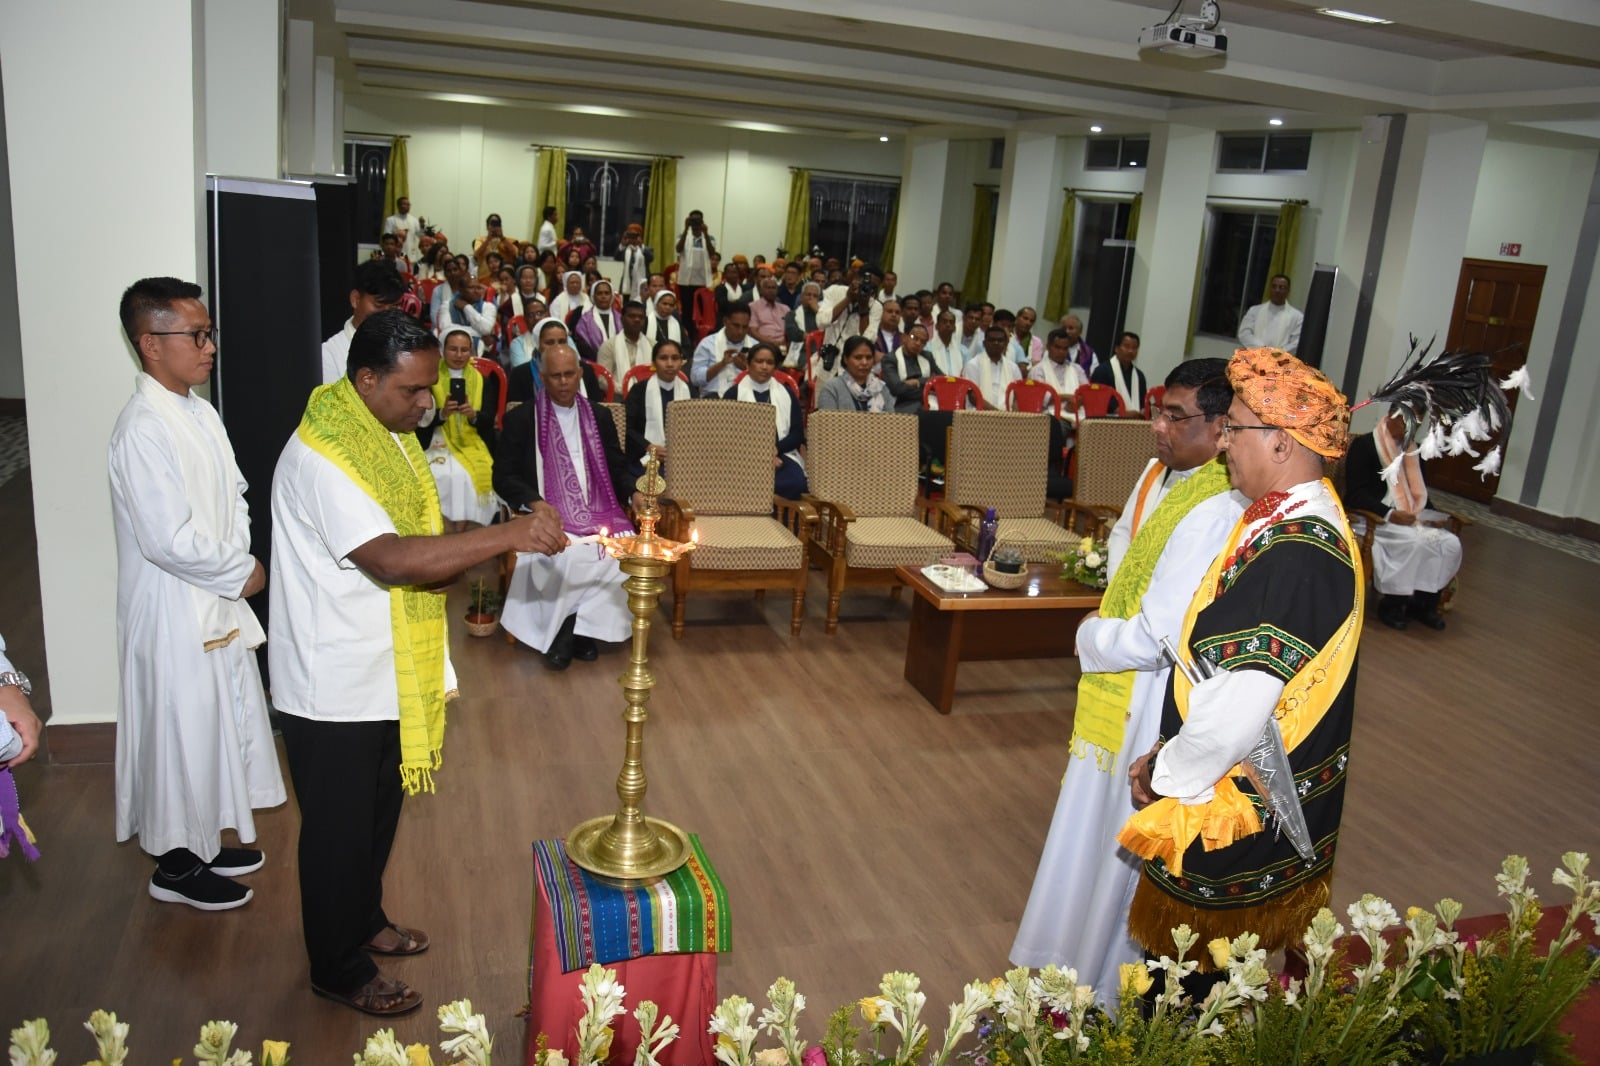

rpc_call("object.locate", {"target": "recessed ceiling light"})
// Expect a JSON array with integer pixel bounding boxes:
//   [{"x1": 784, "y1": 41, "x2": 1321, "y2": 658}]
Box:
[
  {"x1": 1090, "y1": 124, "x2": 1103, "y2": 133},
  {"x1": 879, "y1": 135, "x2": 889, "y2": 142},
  {"x1": 1268, "y1": 117, "x2": 1284, "y2": 126},
  {"x1": 1316, "y1": 7, "x2": 1394, "y2": 24}
]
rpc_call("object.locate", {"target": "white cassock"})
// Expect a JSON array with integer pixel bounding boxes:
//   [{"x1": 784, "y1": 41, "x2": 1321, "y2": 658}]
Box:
[
  {"x1": 960, "y1": 354, "x2": 1022, "y2": 409},
  {"x1": 1237, "y1": 300, "x2": 1304, "y2": 354},
  {"x1": 500, "y1": 403, "x2": 632, "y2": 653},
  {"x1": 108, "y1": 374, "x2": 285, "y2": 859},
  {"x1": 1370, "y1": 515, "x2": 1462, "y2": 596},
  {"x1": 1010, "y1": 461, "x2": 1244, "y2": 1001}
]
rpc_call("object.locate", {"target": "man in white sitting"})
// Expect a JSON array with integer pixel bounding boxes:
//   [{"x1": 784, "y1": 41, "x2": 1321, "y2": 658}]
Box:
[
  {"x1": 961, "y1": 325, "x2": 1022, "y2": 410},
  {"x1": 1237, "y1": 273, "x2": 1303, "y2": 354},
  {"x1": 494, "y1": 345, "x2": 640, "y2": 670},
  {"x1": 597, "y1": 299, "x2": 653, "y2": 382},
  {"x1": 691, "y1": 301, "x2": 756, "y2": 397},
  {"x1": 1344, "y1": 411, "x2": 1462, "y2": 631},
  {"x1": 1030, "y1": 327, "x2": 1089, "y2": 426}
]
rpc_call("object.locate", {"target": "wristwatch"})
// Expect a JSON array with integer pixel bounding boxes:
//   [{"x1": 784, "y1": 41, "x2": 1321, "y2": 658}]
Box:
[{"x1": 0, "y1": 670, "x2": 31, "y2": 697}]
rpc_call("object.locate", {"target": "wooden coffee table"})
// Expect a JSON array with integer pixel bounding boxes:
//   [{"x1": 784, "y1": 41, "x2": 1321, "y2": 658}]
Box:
[{"x1": 897, "y1": 563, "x2": 1103, "y2": 714}]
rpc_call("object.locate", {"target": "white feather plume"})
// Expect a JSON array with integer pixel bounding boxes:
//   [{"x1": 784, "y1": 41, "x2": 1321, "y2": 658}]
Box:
[
  {"x1": 1419, "y1": 423, "x2": 1446, "y2": 460},
  {"x1": 1379, "y1": 448, "x2": 1406, "y2": 488},
  {"x1": 1473, "y1": 446, "x2": 1502, "y2": 481},
  {"x1": 1446, "y1": 421, "x2": 1480, "y2": 458},
  {"x1": 1500, "y1": 366, "x2": 1536, "y2": 401}
]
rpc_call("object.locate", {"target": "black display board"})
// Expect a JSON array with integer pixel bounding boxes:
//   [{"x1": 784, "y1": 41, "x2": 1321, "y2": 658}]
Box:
[
  {"x1": 1296, "y1": 263, "x2": 1338, "y2": 369},
  {"x1": 312, "y1": 178, "x2": 356, "y2": 340},
  {"x1": 1087, "y1": 239, "x2": 1136, "y2": 358},
  {"x1": 205, "y1": 176, "x2": 321, "y2": 653}
]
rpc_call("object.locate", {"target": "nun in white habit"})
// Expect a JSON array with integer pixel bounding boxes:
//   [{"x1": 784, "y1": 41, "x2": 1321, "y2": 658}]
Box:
[{"x1": 547, "y1": 270, "x2": 592, "y2": 322}]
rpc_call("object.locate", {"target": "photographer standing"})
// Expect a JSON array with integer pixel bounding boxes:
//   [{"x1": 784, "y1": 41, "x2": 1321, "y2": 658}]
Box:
[
  {"x1": 815, "y1": 266, "x2": 883, "y2": 384},
  {"x1": 674, "y1": 209, "x2": 716, "y2": 320}
]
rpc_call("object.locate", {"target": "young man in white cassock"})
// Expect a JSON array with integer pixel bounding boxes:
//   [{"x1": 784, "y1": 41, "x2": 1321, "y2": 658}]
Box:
[
  {"x1": 1011, "y1": 359, "x2": 1244, "y2": 1000},
  {"x1": 494, "y1": 345, "x2": 642, "y2": 671},
  {"x1": 109, "y1": 277, "x2": 286, "y2": 912}
]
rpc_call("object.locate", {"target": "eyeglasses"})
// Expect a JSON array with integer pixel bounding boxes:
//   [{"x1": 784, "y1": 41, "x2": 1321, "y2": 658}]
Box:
[
  {"x1": 1153, "y1": 409, "x2": 1206, "y2": 425},
  {"x1": 1220, "y1": 420, "x2": 1280, "y2": 439},
  {"x1": 147, "y1": 328, "x2": 217, "y2": 348}
]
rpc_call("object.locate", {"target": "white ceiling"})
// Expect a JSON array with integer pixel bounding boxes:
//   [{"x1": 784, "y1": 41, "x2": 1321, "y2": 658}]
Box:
[{"x1": 305, "y1": 0, "x2": 1600, "y2": 143}]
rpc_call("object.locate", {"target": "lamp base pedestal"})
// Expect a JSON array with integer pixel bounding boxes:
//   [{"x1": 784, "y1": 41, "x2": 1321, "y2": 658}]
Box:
[{"x1": 565, "y1": 813, "x2": 691, "y2": 887}]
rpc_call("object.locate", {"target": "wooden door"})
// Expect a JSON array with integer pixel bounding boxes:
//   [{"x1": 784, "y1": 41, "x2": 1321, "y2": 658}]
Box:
[{"x1": 1428, "y1": 258, "x2": 1545, "y2": 502}]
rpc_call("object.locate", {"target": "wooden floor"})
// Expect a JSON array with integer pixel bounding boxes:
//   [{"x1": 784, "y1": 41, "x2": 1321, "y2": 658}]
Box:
[{"x1": 3, "y1": 465, "x2": 1599, "y2": 1062}]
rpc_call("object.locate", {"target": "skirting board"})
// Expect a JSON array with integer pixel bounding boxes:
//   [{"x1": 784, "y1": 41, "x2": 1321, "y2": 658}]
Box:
[
  {"x1": 0, "y1": 398, "x2": 24, "y2": 417},
  {"x1": 1491, "y1": 498, "x2": 1600, "y2": 544},
  {"x1": 46, "y1": 721, "x2": 116, "y2": 765}
]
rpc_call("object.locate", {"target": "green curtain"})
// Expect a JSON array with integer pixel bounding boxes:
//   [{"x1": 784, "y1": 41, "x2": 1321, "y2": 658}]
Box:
[
  {"x1": 879, "y1": 189, "x2": 900, "y2": 273},
  {"x1": 644, "y1": 158, "x2": 677, "y2": 267},
  {"x1": 534, "y1": 147, "x2": 568, "y2": 242},
  {"x1": 1126, "y1": 192, "x2": 1143, "y2": 242},
  {"x1": 382, "y1": 137, "x2": 409, "y2": 219},
  {"x1": 1042, "y1": 190, "x2": 1077, "y2": 321},
  {"x1": 1262, "y1": 201, "x2": 1303, "y2": 299},
  {"x1": 783, "y1": 169, "x2": 810, "y2": 259},
  {"x1": 960, "y1": 186, "x2": 996, "y2": 303}
]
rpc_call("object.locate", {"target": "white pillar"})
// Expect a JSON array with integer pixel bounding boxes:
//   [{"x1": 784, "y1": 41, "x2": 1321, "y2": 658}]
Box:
[
  {"x1": 1356, "y1": 115, "x2": 1488, "y2": 401},
  {"x1": 313, "y1": 54, "x2": 337, "y2": 176},
  {"x1": 203, "y1": 0, "x2": 281, "y2": 178},
  {"x1": 989, "y1": 131, "x2": 1059, "y2": 312},
  {"x1": 1318, "y1": 116, "x2": 1392, "y2": 393},
  {"x1": 2, "y1": 0, "x2": 205, "y2": 726},
  {"x1": 1125, "y1": 122, "x2": 1213, "y2": 385},
  {"x1": 893, "y1": 137, "x2": 951, "y2": 293},
  {"x1": 284, "y1": 17, "x2": 315, "y2": 175}
]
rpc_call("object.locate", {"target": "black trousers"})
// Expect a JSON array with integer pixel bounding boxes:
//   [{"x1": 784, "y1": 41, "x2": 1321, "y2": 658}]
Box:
[{"x1": 278, "y1": 714, "x2": 404, "y2": 993}]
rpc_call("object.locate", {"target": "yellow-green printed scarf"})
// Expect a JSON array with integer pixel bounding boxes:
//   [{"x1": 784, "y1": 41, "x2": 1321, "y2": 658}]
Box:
[
  {"x1": 429, "y1": 362, "x2": 494, "y2": 502},
  {"x1": 297, "y1": 378, "x2": 449, "y2": 794},
  {"x1": 1070, "y1": 457, "x2": 1233, "y2": 770}
]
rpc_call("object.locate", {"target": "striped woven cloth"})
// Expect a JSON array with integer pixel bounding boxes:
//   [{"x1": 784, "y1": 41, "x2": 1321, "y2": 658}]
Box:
[{"x1": 531, "y1": 835, "x2": 732, "y2": 973}]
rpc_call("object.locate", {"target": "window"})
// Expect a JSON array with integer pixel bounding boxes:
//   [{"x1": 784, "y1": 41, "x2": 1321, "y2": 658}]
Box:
[
  {"x1": 1217, "y1": 132, "x2": 1312, "y2": 172},
  {"x1": 1084, "y1": 136, "x2": 1149, "y2": 170},
  {"x1": 1196, "y1": 209, "x2": 1279, "y2": 338},
  {"x1": 1069, "y1": 199, "x2": 1133, "y2": 308},
  {"x1": 806, "y1": 175, "x2": 900, "y2": 266},
  {"x1": 565, "y1": 156, "x2": 652, "y2": 258},
  {"x1": 343, "y1": 139, "x2": 392, "y2": 244}
]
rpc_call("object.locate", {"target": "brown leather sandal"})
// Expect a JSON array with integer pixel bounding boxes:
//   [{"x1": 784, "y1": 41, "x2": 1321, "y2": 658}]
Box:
[
  {"x1": 364, "y1": 923, "x2": 430, "y2": 956},
  {"x1": 312, "y1": 973, "x2": 422, "y2": 1017}
]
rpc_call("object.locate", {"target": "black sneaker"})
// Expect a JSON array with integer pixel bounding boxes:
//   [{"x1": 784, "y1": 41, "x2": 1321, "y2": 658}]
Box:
[
  {"x1": 572, "y1": 636, "x2": 599, "y2": 662},
  {"x1": 149, "y1": 864, "x2": 253, "y2": 911},
  {"x1": 208, "y1": 846, "x2": 264, "y2": 876}
]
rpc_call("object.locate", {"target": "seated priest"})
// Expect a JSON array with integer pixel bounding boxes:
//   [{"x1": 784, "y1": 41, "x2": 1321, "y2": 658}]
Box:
[
  {"x1": 506, "y1": 318, "x2": 608, "y2": 406},
  {"x1": 418, "y1": 326, "x2": 500, "y2": 530},
  {"x1": 722, "y1": 342, "x2": 807, "y2": 500},
  {"x1": 494, "y1": 345, "x2": 639, "y2": 671},
  {"x1": 625, "y1": 339, "x2": 685, "y2": 476},
  {"x1": 1343, "y1": 411, "x2": 1463, "y2": 631}
]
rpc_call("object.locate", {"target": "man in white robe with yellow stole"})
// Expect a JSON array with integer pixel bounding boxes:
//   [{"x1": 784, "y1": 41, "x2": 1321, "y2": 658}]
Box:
[
  {"x1": 1011, "y1": 358, "x2": 1243, "y2": 1000},
  {"x1": 109, "y1": 277, "x2": 285, "y2": 911}
]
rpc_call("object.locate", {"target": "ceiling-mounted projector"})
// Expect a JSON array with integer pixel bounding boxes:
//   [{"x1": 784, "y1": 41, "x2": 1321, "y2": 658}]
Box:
[{"x1": 1140, "y1": 0, "x2": 1227, "y2": 58}]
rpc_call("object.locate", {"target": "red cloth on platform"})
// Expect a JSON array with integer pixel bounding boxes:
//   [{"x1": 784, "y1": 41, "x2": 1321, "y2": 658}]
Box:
[{"x1": 525, "y1": 869, "x2": 719, "y2": 1066}]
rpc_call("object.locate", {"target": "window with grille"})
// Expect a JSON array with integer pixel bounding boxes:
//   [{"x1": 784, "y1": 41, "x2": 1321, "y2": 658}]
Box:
[
  {"x1": 566, "y1": 156, "x2": 652, "y2": 257},
  {"x1": 1196, "y1": 209, "x2": 1279, "y2": 338},
  {"x1": 806, "y1": 176, "x2": 900, "y2": 266},
  {"x1": 1069, "y1": 199, "x2": 1133, "y2": 309}
]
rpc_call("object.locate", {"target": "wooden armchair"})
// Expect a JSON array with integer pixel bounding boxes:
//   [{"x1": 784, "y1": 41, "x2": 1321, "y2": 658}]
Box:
[
  {"x1": 937, "y1": 410, "x2": 1081, "y2": 562},
  {"x1": 1330, "y1": 456, "x2": 1472, "y2": 611},
  {"x1": 803, "y1": 411, "x2": 953, "y2": 634},
  {"x1": 654, "y1": 399, "x2": 817, "y2": 637}
]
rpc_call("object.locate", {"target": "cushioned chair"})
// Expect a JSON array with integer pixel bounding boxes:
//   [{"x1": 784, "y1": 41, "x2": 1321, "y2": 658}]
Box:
[
  {"x1": 938, "y1": 410, "x2": 1078, "y2": 563},
  {"x1": 1071, "y1": 417, "x2": 1157, "y2": 510},
  {"x1": 803, "y1": 411, "x2": 952, "y2": 634},
  {"x1": 656, "y1": 400, "x2": 817, "y2": 638}
]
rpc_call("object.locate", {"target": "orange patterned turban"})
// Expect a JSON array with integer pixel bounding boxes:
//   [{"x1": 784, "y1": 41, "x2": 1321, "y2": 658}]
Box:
[{"x1": 1227, "y1": 347, "x2": 1350, "y2": 458}]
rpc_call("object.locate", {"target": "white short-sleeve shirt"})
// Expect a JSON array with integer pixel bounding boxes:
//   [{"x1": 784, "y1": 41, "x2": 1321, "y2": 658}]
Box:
[{"x1": 269, "y1": 433, "x2": 439, "y2": 722}]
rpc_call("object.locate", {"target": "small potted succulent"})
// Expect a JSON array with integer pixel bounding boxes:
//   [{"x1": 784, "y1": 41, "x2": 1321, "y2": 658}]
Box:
[{"x1": 464, "y1": 578, "x2": 503, "y2": 637}]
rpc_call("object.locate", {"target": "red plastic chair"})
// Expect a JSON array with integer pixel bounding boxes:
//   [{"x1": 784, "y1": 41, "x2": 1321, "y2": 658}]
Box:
[
  {"x1": 731, "y1": 369, "x2": 800, "y2": 393},
  {"x1": 692, "y1": 286, "x2": 718, "y2": 338},
  {"x1": 472, "y1": 357, "x2": 509, "y2": 431},
  {"x1": 418, "y1": 278, "x2": 442, "y2": 307},
  {"x1": 1074, "y1": 383, "x2": 1118, "y2": 419},
  {"x1": 921, "y1": 376, "x2": 981, "y2": 411},
  {"x1": 1005, "y1": 378, "x2": 1060, "y2": 416},
  {"x1": 622, "y1": 365, "x2": 690, "y2": 394},
  {"x1": 590, "y1": 361, "x2": 616, "y2": 402},
  {"x1": 1143, "y1": 385, "x2": 1167, "y2": 419},
  {"x1": 507, "y1": 317, "x2": 531, "y2": 340}
]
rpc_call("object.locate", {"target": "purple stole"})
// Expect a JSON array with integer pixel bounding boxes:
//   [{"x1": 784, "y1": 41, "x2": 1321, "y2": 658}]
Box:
[{"x1": 534, "y1": 389, "x2": 634, "y2": 536}]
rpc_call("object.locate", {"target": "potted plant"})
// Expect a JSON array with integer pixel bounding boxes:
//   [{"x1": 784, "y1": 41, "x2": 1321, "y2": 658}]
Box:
[{"x1": 464, "y1": 578, "x2": 503, "y2": 637}]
